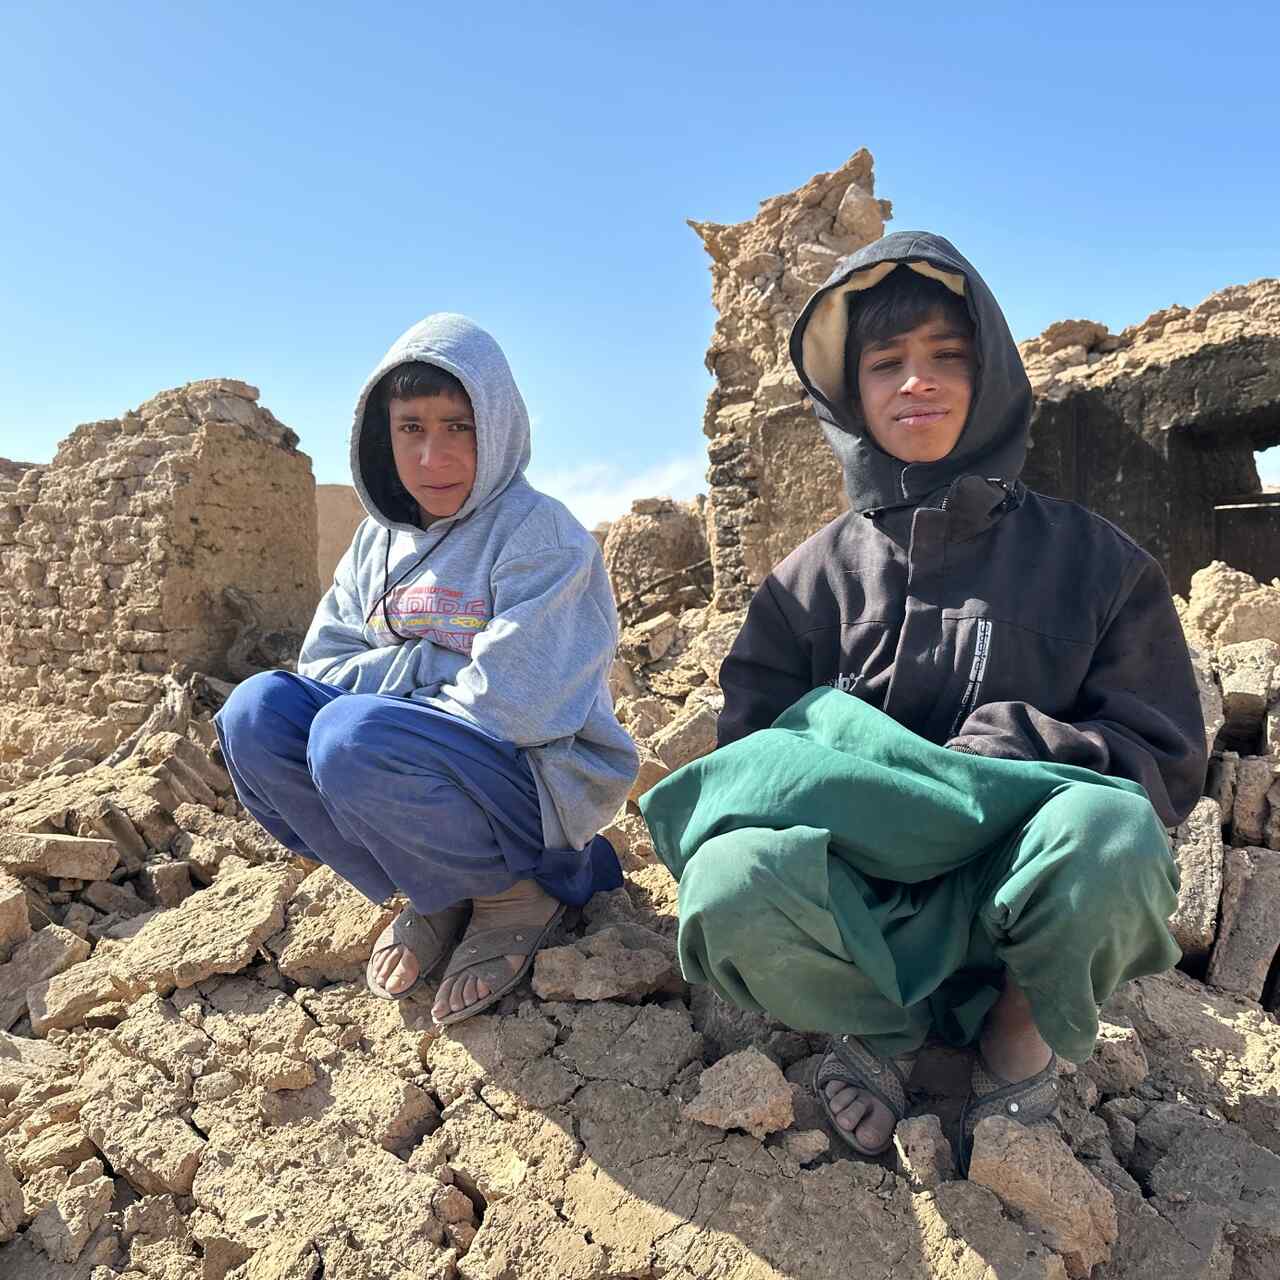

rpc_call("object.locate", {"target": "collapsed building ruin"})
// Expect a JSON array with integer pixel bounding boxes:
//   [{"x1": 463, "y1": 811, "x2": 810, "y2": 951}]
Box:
[
  {"x1": 2, "y1": 153, "x2": 1280, "y2": 1278},
  {"x1": 692, "y1": 157, "x2": 1280, "y2": 605},
  {"x1": 0, "y1": 381, "x2": 319, "y2": 788}
]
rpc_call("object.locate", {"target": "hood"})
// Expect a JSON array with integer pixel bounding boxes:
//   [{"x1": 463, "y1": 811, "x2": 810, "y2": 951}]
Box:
[
  {"x1": 350, "y1": 313, "x2": 532, "y2": 530},
  {"x1": 789, "y1": 231, "x2": 1033, "y2": 513}
]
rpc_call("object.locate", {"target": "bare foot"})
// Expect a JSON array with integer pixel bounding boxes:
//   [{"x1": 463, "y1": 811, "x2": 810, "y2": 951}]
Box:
[
  {"x1": 823, "y1": 1080, "x2": 898, "y2": 1151},
  {"x1": 979, "y1": 976, "x2": 1053, "y2": 1081},
  {"x1": 369, "y1": 921, "x2": 420, "y2": 995},
  {"x1": 430, "y1": 880, "x2": 560, "y2": 1022}
]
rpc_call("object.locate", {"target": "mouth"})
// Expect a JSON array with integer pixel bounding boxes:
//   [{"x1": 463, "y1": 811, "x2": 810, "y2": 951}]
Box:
[
  {"x1": 417, "y1": 482, "x2": 464, "y2": 493},
  {"x1": 894, "y1": 408, "x2": 949, "y2": 427}
]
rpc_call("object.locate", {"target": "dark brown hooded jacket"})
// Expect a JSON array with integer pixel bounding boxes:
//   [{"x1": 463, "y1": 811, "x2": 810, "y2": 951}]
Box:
[{"x1": 717, "y1": 231, "x2": 1206, "y2": 828}]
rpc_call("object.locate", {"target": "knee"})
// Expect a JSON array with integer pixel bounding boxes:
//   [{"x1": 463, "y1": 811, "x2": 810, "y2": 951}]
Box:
[
  {"x1": 306, "y1": 695, "x2": 387, "y2": 784},
  {"x1": 681, "y1": 831, "x2": 779, "y2": 934},
  {"x1": 1068, "y1": 788, "x2": 1177, "y2": 905},
  {"x1": 216, "y1": 670, "x2": 304, "y2": 745}
]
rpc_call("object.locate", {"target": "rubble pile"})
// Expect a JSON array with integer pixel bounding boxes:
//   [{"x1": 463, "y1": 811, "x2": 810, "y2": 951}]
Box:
[
  {"x1": 0, "y1": 548, "x2": 1274, "y2": 1277},
  {"x1": 0, "y1": 381, "x2": 319, "y2": 789}
]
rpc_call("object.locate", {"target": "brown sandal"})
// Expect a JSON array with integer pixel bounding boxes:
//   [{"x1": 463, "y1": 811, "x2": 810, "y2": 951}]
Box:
[
  {"x1": 431, "y1": 902, "x2": 566, "y2": 1027},
  {"x1": 366, "y1": 903, "x2": 468, "y2": 1000}
]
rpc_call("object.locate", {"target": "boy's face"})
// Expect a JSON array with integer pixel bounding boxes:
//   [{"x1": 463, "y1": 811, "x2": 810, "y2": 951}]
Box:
[
  {"x1": 855, "y1": 313, "x2": 974, "y2": 464},
  {"x1": 388, "y1": 389, "x2": 478, "y2": 521}
]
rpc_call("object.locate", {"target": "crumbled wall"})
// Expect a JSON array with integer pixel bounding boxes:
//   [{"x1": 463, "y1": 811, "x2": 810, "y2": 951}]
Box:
[
  {"x1": 316, "y1": 484, "x2": 365, "y2": 591},
  {"x1": 692, "y1": 150, "x2": 892, "y2": 610},
  {"x1": 1020, "y1": 279, "x2": 1280, "y2": 592},
  {"x1": 0, "y1": 380, "x2": 319, "y2": 787}
]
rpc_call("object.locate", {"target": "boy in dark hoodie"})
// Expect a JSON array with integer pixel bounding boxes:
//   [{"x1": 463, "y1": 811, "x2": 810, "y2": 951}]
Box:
[{"x1": 641, "y1": 233, "x2": 1204, "y2": 1162}]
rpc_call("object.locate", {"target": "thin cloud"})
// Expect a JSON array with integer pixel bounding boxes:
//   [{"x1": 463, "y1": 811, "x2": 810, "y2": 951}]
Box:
[{"x1": 527, "y1": 452, "x2": 706, "y2": 530}]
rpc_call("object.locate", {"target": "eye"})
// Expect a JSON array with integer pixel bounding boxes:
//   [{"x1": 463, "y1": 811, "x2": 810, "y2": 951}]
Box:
[
  {"x1": 868, "y1": 358, "x2": 900, "y2": 373},
  {"x1": 449, "y1": 422, "x2": 476, "y2": 432},
  {"x1": 398, "y1": 422, "x2": 422, "y2": 433},
  {"x1": 937, "y1": 349, "x2": 969, "y2": 361}
]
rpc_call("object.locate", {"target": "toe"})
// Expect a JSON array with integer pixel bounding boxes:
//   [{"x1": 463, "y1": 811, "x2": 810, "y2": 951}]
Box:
[
  {"x1": 431, "y1": 977, "x2": 454, "y2": 1018},
  {"x1": 853, "y1": 1100, "x2": 893, "y2": 1150}
]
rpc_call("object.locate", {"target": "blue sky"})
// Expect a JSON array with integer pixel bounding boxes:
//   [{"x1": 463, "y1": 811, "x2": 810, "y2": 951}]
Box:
[{"x1": 2, "y1": 2, "x2": 1277, "y2": 525}]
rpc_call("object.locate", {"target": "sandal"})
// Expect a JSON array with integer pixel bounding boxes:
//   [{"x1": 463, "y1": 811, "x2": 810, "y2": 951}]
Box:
[
  {"x1": 814, "y1": 1034, "x2": 918, "y2": 1157},
  {"x1": 959, "y1": 1050, "x2": 1060, "y2": 1173},
  {"x1": 366, "y1": 903, "x2": 469, "y2": 1001},
  {"x1": 432, "y1": 902, "x2": 567, "y2": 1027}
]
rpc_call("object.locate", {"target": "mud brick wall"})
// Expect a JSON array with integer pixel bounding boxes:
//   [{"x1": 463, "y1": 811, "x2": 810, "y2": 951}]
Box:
[
  {"x1": 692, "y1": 150, "x2": 892, "y2": 611},
  {"x1": 0, "y1": 380, "x2": 319, "y2": 787}
]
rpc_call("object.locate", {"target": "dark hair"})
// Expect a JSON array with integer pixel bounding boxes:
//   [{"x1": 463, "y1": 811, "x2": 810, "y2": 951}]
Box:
[
  {"x1": 845, "y1": 268, "x2": 975, "y2": 402},
  {"x1": 376, "y1": 361, "x2": 469, "y2": 409},
  {"x1": 359, "y1": 362, "x2": 472, "y2": 525}
]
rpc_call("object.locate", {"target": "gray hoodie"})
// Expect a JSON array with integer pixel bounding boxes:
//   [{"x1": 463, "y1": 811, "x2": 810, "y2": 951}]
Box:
[{"x1": 298, "y1": 313, "x2": 639, "y2": 851}]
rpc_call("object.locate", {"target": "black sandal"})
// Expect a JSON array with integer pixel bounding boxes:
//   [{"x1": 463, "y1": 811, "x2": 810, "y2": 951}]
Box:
[
  {"x1": 814, "y1": 1035, "x2": 918, "y2": 1157},
  {"x1": 959, "y1": 1050, "x2": 1060, "y2": 1172}
]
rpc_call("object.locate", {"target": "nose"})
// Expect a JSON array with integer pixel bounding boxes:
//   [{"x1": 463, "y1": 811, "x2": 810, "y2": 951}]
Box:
[{"x1": 901, "y1": 370, "x2": 937, "y2": 395}]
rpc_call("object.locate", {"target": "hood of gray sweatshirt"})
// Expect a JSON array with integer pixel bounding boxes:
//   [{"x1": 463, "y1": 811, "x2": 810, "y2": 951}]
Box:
[{"x1": 299, "y1": 313, "x2": 638, "y2": 851}]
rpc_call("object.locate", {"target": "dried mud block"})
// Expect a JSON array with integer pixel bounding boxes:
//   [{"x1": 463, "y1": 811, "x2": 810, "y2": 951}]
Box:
[
  {"x1": 26, "y1": 1157, "x2": 114, "y2": 1264},
  {"x1": 532, "y1": 924, "x2": 681, "y2": 1003},
  {"x1": 626, "y1": 745, "x2": 670, "y2": 804},
  {"x1": 0, "y1": 1154, "x2": 21, "y2": 1243},
  {"x1": 29, "y1": 861, "x2": 302, "y2": 1034},
  {"x1": 137, "y1": 857, "x2": 194, "y2": 907},
  {"x1": 682, "y1": 1047, "x2": 794, "y2": 1139},
  {"x1": 0, "y1": 833, "x2": 118, "y2": 881},
  {"x1": 969, "y1": 1116, "x2": 1117, "y2": 1277},
  {"x1": 1217, "y1": 639, "x2": 1280, "y2": 737},
  {"x1": 1231, "y1": 757, "x2": 1274, "y2": 846},
  {"x1": 651, "y1": 701, "x2": 719, "y2": 771},
  {"x1": 915, "y1": 1181, "x2": 1069, "y2": 1280},
  {"x1": 894, "y1": 1114, "x2": 955, "y2": 1191},
  {"x1": 0, "y1": 1031, "x2": 73, "y2": 1103},
  {"x1": 458, "y1": 1196, "x2": 606, "y2": 1280},
  {"x1": 554, "y1": 1003, "x2": 703, "y2": 1092},
  {"x1": 1188, "y1": 644, "x2": 1225, "y2": 754},
  {"x1": 0, "y1": 923, "x2": 90, "y2": 1030},
  {"x1": 598, "y1": 809, "x2": 655, "y2": 868},
  {"x1": 1083, "y1": 1021, "x2": 1150, "y2": 1095},
  {"x1": 1168, "y1": 796, "x2": 1224, "y2": 956},
  {"x1": 267, "y1": 866, "x2": 395, "y2": 986},
  {"x1": 1206, "y1": 846, "x2": 1280, "y2": 999},
  {"x1": 0, "y1": 873, "x2": 31, "y2": 963},
  {"x1": 80, "y1": 1085, "x2": 206, "y2": 1195}
]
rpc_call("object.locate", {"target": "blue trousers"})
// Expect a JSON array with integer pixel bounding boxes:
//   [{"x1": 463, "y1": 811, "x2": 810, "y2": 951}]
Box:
[{"x1": 213, "y1": 670, "x2": 621, "y2": 915}]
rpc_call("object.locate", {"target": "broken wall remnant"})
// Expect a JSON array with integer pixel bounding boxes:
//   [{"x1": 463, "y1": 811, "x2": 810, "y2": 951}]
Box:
[
  {"x1": 693, "y1": 150, "x2": 892, "y2": 610},
  {"x1": 1021, "y1": 279, "x2": 1280, "y2": 594},
  {"x1": 0, "y1": 380, "x2": 319, "y2": 787},
  {"x1": 316, "y1": 484, "x2": 365, "y2": 590}
]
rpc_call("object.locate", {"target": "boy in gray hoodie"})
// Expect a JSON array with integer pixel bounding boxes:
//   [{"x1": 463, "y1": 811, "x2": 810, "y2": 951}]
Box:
[{"x1": 215, "y1": 314, "x2": 638, "y2": 1025}]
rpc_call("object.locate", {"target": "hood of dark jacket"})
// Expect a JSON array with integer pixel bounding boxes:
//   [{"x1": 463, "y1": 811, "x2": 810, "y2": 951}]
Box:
[
  {"x1": 789, "y1": 231, "x2": 1033, "y2": 514},
  {"x1": 350, "y1": 313, "x2": 532, "y2": 531}
]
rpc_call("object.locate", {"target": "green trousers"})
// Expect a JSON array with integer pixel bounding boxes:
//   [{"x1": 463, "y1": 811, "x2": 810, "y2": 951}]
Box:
[{"x1": 639, "y1": 689, "x2": 1180, "y2": 1063}]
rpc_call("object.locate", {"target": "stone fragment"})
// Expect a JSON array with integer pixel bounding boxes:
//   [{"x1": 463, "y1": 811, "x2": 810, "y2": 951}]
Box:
[
  {"x1": 651, "y1": 701, "x2": 719, "y2": 771},
  {"x1": 781, "y1": 1132, "x2": 835, "y2": 1176},
  {"x1": 603, "y1": 498, "x2": 711, "y2": 621},
  {"x1": 14, "y1": 1122, "x2": 97, "y2": 1177},
  {"x1": 1187, "y1": 644, "x2": 1225, "y2": 754},
  {"x1": 81, "y1": 877, "x2": 147, "y2": 917},
  {"x1": 1231, "y1": 756, "x2": 1274, "y2": 846},
  {"x1": 1084, "y1": 1021, "x2": 1149, "y2": 1095},
  {"x1": 893, "y1": 1114, "x2": 955, "y2": 1190},
  {"x1": 598, "y1": 809, "x2": 655, "y2": 868},
  {"x1": 27, "y1": 1158, "x2": 114, "y2": 1263},
  {"x1": 1205, "y1": 845, "x2": 1280, "y2": 999},
  {"x1": 1186, "y1": 562, "x2": 1272, "y2": 641},
  {"x1": 532, "y1": 924, "x2": 680, "y2": 1003},
  {"x1": 0, "y1": 833, "x2": 118, "y2": 881},
  {"x1": 615, "y1": 695, "x2": 673, "y2": 742},
  {"x1": 0, "y1": 923, "x2": 90, "y2": 1030},
  {"x1": 682, "y1": 1047, "x2": 794, "y2": 1139},
  {"x1": 29, "y1": 861, "x2": 302, "y2": 1033},
  {"x1": 1206, "y1": 750, "x2": 1238, "y2": 823},
  {"x1": 1168, "y1": 796, "x2": 1225, "y2": 955},
  {"x1": 0, "y1": 874, "x2": 30, "y2": 964},
  {"x1": 916, "y1": 1181, "x2": 1069, "y2": 1280},
  {"x1": 1217, "y1": 639, "x2": 1279, "y2": 736},
  {"x1": 80, "y1": 1085, "x2": 206, "y2": 1195},
  {"x1": 138, "y1": 858, "x2": 194, "y2": 907},
  {"x1": 0, "y1": 1031, "x2": 73, "y2": 1101},
  {"x1": 626, "y1": 744, "x2": 670, "y2": 803},
  {"x1": 622, "y1": 612, "x2": 679, "y2": 663},
  {"x1": 0, "y1": 1154, "x2": 21, "y2": 1243},
  {"x1": 267, "y1": 865, "x2": 395, "y2": 986},
  {"x1": 969, "y1": 1115, "x2": 1117, "y2": 1277}
]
